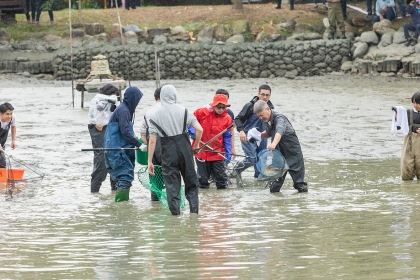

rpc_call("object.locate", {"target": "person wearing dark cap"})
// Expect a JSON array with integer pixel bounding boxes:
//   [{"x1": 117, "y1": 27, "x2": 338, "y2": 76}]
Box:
[
  {"x1": 104, "y1": 86, "x2": 143, "y2": 202},
  {"x1": 192, "y1": 94, "x2": 232, "y2": 190},
  {"x1": 88, "y1": 84, "x2": 119, "y2": 193}
]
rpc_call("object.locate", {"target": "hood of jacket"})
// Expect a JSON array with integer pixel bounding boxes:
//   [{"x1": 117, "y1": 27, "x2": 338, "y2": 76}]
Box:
[
  {"x1": 160, "y1": 85, "x2": 177, "y2": 106},
  {"x1": 123, "y1": 87, "x2": 143, "y2": 115}
]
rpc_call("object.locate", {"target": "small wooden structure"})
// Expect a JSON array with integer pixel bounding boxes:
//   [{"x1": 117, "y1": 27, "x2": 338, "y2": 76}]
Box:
[
  {"x1": 75, "y1": 54, "x2": 127, "y2": 108},
  {"x1": 0, "y1": 0, "x2": 26, "y2": 23}
]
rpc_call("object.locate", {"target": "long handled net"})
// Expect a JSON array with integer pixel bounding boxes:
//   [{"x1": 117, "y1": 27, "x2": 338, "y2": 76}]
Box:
[
  {"x1": 0, "y1": 152, "x2": 44, "y2": 199},
  {"x1": 137, "y1": 166, "x2": 185, "y2": 209}
]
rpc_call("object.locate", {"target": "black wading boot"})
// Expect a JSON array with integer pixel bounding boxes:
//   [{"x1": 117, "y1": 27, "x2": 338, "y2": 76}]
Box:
[
  {"x1": 328, "y1": 33, "x2": 334, "y2": 40},
  {"x1": 294, "y1": 183, "x2": 308, "y2": 193},
  {"x1": 110, "y1": 178, "x2": 117, "y2": 191},
  {"x1": 341, "y1": 31, "x2": 346, "y2": 39}
]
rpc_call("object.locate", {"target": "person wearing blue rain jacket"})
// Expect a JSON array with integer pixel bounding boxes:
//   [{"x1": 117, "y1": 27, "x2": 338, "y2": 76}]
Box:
[{"x1": 104, "y1": 86, "x2": 143, "y2": 202}]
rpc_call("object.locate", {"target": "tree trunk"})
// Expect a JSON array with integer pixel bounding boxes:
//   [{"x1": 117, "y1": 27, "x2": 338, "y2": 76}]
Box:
[{"x1": 233, "y1": 0, "x2": 243, "y2": 10}]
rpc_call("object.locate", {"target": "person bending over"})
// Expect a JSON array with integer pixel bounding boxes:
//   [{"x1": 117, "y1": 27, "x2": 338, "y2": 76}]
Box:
[{"x1": 254, "y1": 100, "x2": 308, "y2": 193}]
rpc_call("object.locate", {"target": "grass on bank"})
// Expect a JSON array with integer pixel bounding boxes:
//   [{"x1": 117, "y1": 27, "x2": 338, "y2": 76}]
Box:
[{"x1": 0, "y1": 3, "x2": 412, "y2": 42}]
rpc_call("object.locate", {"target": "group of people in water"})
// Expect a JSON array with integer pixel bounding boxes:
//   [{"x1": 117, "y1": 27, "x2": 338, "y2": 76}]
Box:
[
  {"x1": 88, "y1": 83, "x2": 308, "y2": 215},
  {"x1": 4, "y1": 85, "x2": 420, "y2": 215}
]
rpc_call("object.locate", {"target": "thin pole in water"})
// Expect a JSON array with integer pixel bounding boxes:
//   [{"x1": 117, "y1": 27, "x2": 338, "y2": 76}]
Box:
[
  {"x1": 69, "y1": 0, "x2": 75, "y2": 107},
  {"x1": 114, "y1": 0, "x2": 131, "y2": 87}
]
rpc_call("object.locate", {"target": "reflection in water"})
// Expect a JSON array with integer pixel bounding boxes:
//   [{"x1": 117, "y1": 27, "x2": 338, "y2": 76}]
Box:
[{"x1": 3, "y1": 159, "x2": 420, "y2": 278}]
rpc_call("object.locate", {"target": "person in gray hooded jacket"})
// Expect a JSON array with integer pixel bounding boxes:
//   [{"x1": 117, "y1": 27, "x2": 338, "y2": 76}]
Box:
[{"x1": 147, "y1": 85, "x2": 203, "y2": 215}]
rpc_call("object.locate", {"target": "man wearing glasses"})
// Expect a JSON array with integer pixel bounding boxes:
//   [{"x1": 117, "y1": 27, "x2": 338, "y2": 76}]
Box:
[
  {"x1": 234, "y1": 84, "x2": 274, "y2": 179},
  {"x1": 191, "y1": 94, "x2": 233, "y2": 189}
]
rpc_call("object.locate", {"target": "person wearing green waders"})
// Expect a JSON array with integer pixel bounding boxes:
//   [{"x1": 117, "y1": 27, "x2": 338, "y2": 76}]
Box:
[{"x1": 104, "y1": 87, "x2": 143, "y2": 202}]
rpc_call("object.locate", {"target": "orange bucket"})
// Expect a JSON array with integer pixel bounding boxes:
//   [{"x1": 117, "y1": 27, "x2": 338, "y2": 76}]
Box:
[{"x1": 0, "y1": 168, "x2": 25, "y2": 182}]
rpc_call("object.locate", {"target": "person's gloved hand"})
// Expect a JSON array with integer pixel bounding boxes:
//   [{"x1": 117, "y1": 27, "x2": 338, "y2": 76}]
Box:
[
  {"x1": 247, "y1": 127, "x2": 261, "y2": 146},
  {"x1": 140, "y1": 144, "x2": 147, "y2": 152},
  {"x1": 225, "y1": 152, "x2": 231, "y2": 164},
  {"x1": 188, "y1": 126, "x2": 196, "y2": 140}
]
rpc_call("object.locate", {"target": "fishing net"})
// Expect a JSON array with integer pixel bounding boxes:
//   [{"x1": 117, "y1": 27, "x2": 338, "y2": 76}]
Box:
[
  {"x1": 0, "y1": 152, "x2": 44, "y2": 199},
  {"x1": 137, "y1": 166, "x2": 185, "y2": 209},
  {"x1": 256, "y1": 149, "x2": 289, "y2": 182}
]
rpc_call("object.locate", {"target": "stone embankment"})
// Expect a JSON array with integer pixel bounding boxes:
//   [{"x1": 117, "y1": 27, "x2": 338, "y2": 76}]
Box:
[
  {"x1": 52, "y1": 40, "x2": 351, "y2": 81},
  {"x1": 1, "y1": 18, "x2": 420, "y2": 80}
]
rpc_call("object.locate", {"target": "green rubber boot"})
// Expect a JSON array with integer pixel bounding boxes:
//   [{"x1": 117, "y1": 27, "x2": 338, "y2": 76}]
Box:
[{"x1": 115, "y1": 189, "x2": 130, "y2": 202}]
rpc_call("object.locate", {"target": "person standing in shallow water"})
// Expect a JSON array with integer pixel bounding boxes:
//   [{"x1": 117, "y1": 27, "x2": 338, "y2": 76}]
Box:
[
  {"x1": 104, "y1": 87, "x2": 143, "y2": 202},
  {"x1": 0, "y1": 103, "x2": 17, "y2": 168},
  {"x1": 253, "y1": 100, "x2": 308, "y2": 193},
  {"x1": 147, "y1": 85, "x2": 203, "y2": 215},
  {"x1": 140, "y1": 87, "x2": 163, "y2": 202},
  {"x1": 400, "y1": 92, "x2": 420, "y2": 181},
  {"x1": 234, "y1": 84, "x2": 274, "y2": 179},
  {"x1": 88, "y1": 84, "x2": 119, "y2": 193}
]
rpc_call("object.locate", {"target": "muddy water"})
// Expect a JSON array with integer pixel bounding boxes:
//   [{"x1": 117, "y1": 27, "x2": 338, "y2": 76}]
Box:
[{"x1": 1, "y1": 75, "x2": 420, "y2": 278}]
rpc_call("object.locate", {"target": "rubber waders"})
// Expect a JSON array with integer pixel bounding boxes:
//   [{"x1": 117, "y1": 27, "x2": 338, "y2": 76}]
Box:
[{"x1": 115, "y1": 189, "x2": 130, "y2": 202}]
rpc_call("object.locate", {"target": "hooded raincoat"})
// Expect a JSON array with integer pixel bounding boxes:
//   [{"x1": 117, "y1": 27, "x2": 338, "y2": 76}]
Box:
[
  {"x1": 148, "y1": 85, "x2": 200, "y2": 215},
  {"x1": 104, "y1": 87, "x2": 143, "y2": 189}
]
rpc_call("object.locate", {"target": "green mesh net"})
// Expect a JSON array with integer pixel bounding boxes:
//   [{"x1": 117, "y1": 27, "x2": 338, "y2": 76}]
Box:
[{"x1": 137, "y1": 166, "x2": 185, "y2": 209}]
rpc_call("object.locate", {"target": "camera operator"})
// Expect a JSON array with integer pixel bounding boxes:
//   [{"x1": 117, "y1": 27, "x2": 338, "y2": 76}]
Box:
[{"x1": 88, "y1": 84, "x2": 120, "y2": 193}]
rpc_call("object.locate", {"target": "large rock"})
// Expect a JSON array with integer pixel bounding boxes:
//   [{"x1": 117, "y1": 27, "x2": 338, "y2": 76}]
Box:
[
  {"x1": 360, "y1": 31, "x2": 379, "y2": 45},
  {"x1": 303, "y1": 32, "x2": 322, "y2": 40},
  {"x1": 378, "y1": 33, "x2": 393, "y2": 48},
  {"x1": 341, "y1": 61, "x2": 353, "y2": 72},
  {"x1": 197, "y1": 26, "x2": 214, "y2": 43},
  {"x1": 170, "y1": 25, "x2": 189, "y2": 42},
  {"x1": 256, "y1": 32, "x2": 285, "y2": 43},
  {"x1": 261, "y1": 24, "x2": 278, "y2": 34},
  {"x1": 84, "y1": 23, "x2": 105, "y2": 36},
  {"x1": 294, "y1": 24, "x2": 310, "y2": 33},
  {"x1": 72, "y1": 29, "x2": 85, "y2": 38},
  {"x1": 124, "y1": 31, "x2": 137, "y2": 38},
  {"x1": 353, "y1": 42, "x2": 369, "y2": 58},
  {"x1": 214, "y1": 24, "x2": 226, "y2": 41},
  {"x1": 147, "y1": 28, "x2": 170, "y2": 44},
  {"x1": 231, "y1": 20, "x2": 249, "y2": 35},
  {"x1": 284, "y1": 69, "x2": 298, "y2": 79},
  {"x1": 373, "y1": 19, "x2": 392, "y2": 29},
  {"x1": 226, "y1": 34, "x2": 244, "y2": 44},
  {"x1": 111, "y1": 23, "x2": 122, "y2": 38},
  {"x1": 0, "y1": 28, "x2": 10, "y2": 41},
  {"x1": 123, "y1": 24, "x2": 142, "y2": 35},
  {"x1": 352, "y1": 17, "x2": 368, "y2": 27},
  {"x1": 250, "y1": 24, "x2": 261, "y2": 35},
  {"x1": 393, "y1": 28, "x2": 407, "y2": 44},
  {"x1": 277, "y1": 19, "x2": 296, "y2": 31},
  {"x1": 153, "y1": 34, "x2": 167, "y2": 45}
]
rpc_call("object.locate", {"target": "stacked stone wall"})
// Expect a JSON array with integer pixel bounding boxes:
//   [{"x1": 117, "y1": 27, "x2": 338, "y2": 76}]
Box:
[{"x1": 51, "y1": 40, "x2": 352, "y2": 80}]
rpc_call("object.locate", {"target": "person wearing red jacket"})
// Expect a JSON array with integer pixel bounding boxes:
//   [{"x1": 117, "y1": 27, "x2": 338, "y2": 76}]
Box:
[{"x1": 192, "y1": 94, "x2": 232, "y2": 189}]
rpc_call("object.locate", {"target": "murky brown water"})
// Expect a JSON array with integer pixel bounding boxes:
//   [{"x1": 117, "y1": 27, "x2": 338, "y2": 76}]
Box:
[{"x1": 1, "y1": 76, "x2": 420, "y2": 279}]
